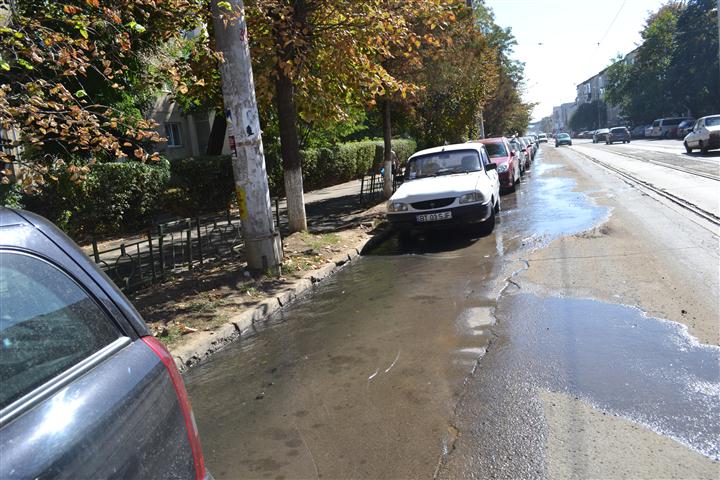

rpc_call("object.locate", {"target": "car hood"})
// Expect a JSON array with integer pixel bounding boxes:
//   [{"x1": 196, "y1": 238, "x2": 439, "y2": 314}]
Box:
[{"x1": 391, "y1": 173, "x2": 482, "y2": 203}]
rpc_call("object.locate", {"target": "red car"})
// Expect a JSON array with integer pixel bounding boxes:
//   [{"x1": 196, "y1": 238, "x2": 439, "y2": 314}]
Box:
[{"x1": 476, "y1": 137, "x2": 522, "y2": 192}]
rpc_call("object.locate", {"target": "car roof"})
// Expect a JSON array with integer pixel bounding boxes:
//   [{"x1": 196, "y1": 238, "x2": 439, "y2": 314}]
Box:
[
  {"x1": 475, "y1": 137, "x2": 507, "y2": 144},
  {"x1": 410, "y1": 142, "x2": 486, "y2": 159}
]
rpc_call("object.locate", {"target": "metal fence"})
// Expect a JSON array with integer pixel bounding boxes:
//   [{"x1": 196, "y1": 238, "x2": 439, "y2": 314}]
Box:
[
  {"x1": 359, "y1": 172, "x2": 403, "y2": 204},
  {"x1": 90, "y1": 211, "x2": 243, "y2": 292}
]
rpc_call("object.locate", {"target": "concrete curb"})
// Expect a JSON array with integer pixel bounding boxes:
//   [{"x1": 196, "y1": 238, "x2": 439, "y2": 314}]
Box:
[{"x1": 172, "y1": 225, "x2": 393, "y2": 372}]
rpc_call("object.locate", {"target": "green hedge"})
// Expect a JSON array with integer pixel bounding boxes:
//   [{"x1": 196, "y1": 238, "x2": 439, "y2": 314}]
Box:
[
  {"x1": 16, "y1": 138, "x2": 416, "y2": 237},
  {"x1": 167, "y1": 155, "x2": 235, "y2": 216},
  {"x1": 267, "y1": 138, "x2": 416, "y2": 195},
  {"x1": 22, "y1": 160, "x2": 170, "y2": 236}
]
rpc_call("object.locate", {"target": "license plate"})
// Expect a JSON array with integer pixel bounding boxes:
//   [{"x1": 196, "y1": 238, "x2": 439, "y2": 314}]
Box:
[{"x1": 417, "y1": 211, "x2": 452, "y2": 222}]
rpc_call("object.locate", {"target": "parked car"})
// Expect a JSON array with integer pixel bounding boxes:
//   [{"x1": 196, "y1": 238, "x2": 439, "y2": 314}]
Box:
[
  {"x1": 0, "y1": 208, "x2": 211, "y2": 480},
  {"x1": 555, "y1": 133, "x2": 572, "y2": 146},
  {"x1": 523, "y1": 136, "x2": 537, "y2": 159},
  {"x1": 592, "y1": 128, "x2": 610, "y2": 143},
  {"x1": 606, "y1": 127, "x2": 631, "y2": 144},
  {"x1": 631, "y1": 125, "x2": 647, "y2": 138},
  {"x1": 517, "y1": 137, "x2": 535, "y2": 165},
  {"x1": 386, "y1": 143, "x2": 500, "y2": 236},
  {"x1": 683, "y1": 115, "x2": 720, "y2": 154},
  {"x1": 509, "y1": 137, "x2": 531, "y2": 171},
  {"x1": 650, "y1": 117, "x2": 693, "y2": 139},
  {"x1": 537, "y1": 133, "x2": 548, "y2": 143},
  {"x1": 676, "y1": 119, "x2": 696, "y2": 139},
  {"x1": 476, "y1": 137, "x2": 522, "y2": 192},
  {"x1": 645, "y1": 125, "x2": 654, "y2": 137}
]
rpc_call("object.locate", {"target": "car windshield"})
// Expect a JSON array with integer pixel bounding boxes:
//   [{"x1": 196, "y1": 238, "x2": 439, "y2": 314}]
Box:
[
  {"x1": 405, "y1": 150, "x2": 481, "y2": 180},
  {"x1": 705, "y1": 116, "x2": 720, "y2": 127},
  {"x1": 611, "y1": 128, "x2": 625, "y2": 133},
  {"x1": 484, "y1": 142, "x2": 508, "y2": 158},
  {"x1": 557, "y1": 134, "x2": 570, "y2": 139},
  {"x1": 664, "y1": 118, "x2": 684, "y2": 125}
]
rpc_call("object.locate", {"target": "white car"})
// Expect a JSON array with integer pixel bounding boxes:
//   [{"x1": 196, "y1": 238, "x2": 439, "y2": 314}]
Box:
[
  {"x1": 537, "y1": 133, "x2": 548, "y2": 143},
  {"x1": 386, "y1": 143, "x2": 501, "y2": 236},
  {"x1": 684, "y1": 115, "x2": 720, "y2": 154}
]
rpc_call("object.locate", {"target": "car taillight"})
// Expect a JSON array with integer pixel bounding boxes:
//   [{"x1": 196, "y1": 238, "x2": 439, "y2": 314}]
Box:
[{"x1": 142, "y1": 336, "x2": 206, "y2": 480}]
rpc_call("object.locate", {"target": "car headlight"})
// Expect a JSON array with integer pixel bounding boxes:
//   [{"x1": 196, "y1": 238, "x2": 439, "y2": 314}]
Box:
[
  {"x1": 459, "y1": 192, "x2": 485, "y2": 204},
  {"x1": 387, "y1": 201, "x2": 408, "y2": 212},
  {"x1": 497, "y1": 163, "x2": 509, "y2": 173}
]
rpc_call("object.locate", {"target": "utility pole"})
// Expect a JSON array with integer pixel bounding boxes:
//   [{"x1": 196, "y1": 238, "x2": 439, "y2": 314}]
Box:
[{"x1": 211, "y1": 0, "x2": 282, "y2": 274}]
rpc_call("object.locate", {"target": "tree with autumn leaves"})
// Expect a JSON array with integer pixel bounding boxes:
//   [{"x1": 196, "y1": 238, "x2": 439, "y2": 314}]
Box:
[
  {"x1": 1, "y1": 0, "x2": 532, "y2": 235},
  {"x1": 0, "y1": 0, "x2": 207, "y2": 195}
]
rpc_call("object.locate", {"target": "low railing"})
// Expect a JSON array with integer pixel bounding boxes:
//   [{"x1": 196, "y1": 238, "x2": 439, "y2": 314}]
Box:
[{"x1": 90, "y1": 211, "x2": 243, "y2": 292}]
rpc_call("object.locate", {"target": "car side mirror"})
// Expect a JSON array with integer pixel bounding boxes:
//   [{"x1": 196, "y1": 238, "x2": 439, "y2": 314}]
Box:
[{"x1": 485, "y1": 163, "x2": 497, "y2": 171}]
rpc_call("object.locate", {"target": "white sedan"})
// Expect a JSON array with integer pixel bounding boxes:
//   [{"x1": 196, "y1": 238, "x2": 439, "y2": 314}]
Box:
[
  {"x1": 684, "y1": 115, "x2": 720, "y2": 154},
  {"x1": 386, "y1": 143, "x2": 501, "y2": 236}
]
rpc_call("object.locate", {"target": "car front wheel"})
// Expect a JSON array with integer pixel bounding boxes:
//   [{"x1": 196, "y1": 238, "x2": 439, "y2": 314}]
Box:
[
  {"x1": 476, "y1": 204, "x2": 496, "y2": 235},
  {"x1": 684, "y1": 141, "x2": 692, "y2": 153}
]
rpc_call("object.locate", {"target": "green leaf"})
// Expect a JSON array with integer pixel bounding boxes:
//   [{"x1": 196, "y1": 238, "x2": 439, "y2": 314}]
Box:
[
  {"x1": 217, "y1": 1, "x2": 232, "y2": 11},
  {"x1": 75, "y1": 89, "x2": 88, "y2": 98},
  {"x1": 78, "y1": 27, "x2": 89, "y2": 39},
  {"x1": 127, "y1": 21, "x2": 146, "y2": 33},
  {"x1": 0, "y1": 61, "x2": 9, "y2": 71},
  {"x1": 17, "y1": 58, "x2": 33, "y2": 70}
]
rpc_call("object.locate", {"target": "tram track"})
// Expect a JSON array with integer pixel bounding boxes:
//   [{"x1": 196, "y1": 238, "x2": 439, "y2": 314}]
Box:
[{"x1": 573, "y1": 149, "x2": 720, "y2": 229}]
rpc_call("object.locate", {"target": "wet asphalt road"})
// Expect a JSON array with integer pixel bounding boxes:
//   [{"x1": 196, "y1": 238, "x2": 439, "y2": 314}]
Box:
[{"x1": 185, "y1": 145, "x2": 720, "y2": 479}]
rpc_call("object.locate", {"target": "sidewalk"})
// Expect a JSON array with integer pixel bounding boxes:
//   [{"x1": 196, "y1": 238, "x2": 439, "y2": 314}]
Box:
[{"x1": 122, "y1": 178, "x2": 391, "y2": 371}]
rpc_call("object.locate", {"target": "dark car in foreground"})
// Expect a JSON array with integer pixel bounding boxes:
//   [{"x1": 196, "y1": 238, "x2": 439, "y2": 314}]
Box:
[
  {"x1": 0, "y1": 208, "x2": 210, "y2": 480},
  {"x1": 555, "y1": 133, "x2": 572, "y2": 146},
  {"x1": 606, "y1": 127, "x2": 631, "y2": 144}
]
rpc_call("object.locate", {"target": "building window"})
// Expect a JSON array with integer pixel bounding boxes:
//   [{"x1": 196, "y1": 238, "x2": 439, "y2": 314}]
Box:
[{"x1": 164, "y1": 123, "x2": 182, "y2": 147}]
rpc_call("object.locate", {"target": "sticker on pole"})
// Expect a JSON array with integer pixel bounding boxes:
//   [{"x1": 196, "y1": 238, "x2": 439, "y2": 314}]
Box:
[
  {"x1": 235, "y1": 187, "x2": 249, "y2": 220},
  {"x1": 242, "y1": 108, "x2": 260, "y2": 140},
  {"x1": 228, "y1": 135, "x2": 238, "y2": 158}
]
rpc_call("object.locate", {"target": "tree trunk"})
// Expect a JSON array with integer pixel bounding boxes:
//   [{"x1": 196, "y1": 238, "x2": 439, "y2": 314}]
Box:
[
  {"x1": 276, "y1": 71, "x2": 307, "y2": 232},
  {"x1": 382, "y1": 100, "x2": 393, "y2": 199},
  {"x1": 206, "y1": 112, "x2": 227, "y2": 155}
]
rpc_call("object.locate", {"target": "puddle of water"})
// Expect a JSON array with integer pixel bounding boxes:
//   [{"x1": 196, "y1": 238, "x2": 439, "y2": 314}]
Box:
[
  {"x1": 494, "y1": 293, "x2": 720, "y2": 459},
  {"x1": 365, "y1": 157, "x2": 609, "y2": 258}
]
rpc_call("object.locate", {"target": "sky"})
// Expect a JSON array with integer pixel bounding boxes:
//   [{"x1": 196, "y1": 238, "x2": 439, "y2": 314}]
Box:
[{"x1": 484, "y1": 0, "x2": 668, "y2": 122}]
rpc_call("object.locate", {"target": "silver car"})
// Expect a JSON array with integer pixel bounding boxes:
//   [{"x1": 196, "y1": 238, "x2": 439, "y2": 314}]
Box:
[{"x1": 0, "y1": 208, "x2": 212, "y2": 479}]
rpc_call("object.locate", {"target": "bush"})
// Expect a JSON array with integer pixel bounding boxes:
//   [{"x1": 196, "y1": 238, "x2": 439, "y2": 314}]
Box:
[
  {"x1": 267, "y1": 138, "x2": 417, "y2": 195},
  {"x1": 167, "y1": 155, "x2": 235, "y2": 216},
  {"x1": 23, "y1": 159, "x2": 170, "y2": 236}
]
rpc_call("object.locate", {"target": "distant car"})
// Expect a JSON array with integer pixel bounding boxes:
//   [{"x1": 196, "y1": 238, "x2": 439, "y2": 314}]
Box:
[
  {"x1": 0, "y1": 208, "x2": 211, "y2": 480},
  {"x1": 631, "y1": 125, "x2": 647, "y2": 138},
  {"x1": 477, "y1": 137, "x2": 522, "y2": 192},
  {"x1": 555, "y1": 133, "x2": 572, "y2": 146},
  {"x1": 538, "y1": 133, "x2": 548, "y2": 143},
  {"x1": 593, "y1": 128, "x2": 610, "y2": 143},
  {"x1": 650, "y1": 117, "x2": 692, "y2": 139},
  {"x1": 676, "y1": 119, "x2": 696, "y2": 139},
  {"x1": 523, "y1": 136, "x2": 537, "y2": 159},
  {"x1": 606, "y1": 127, "x2": 631, "y2": 144},
  {"x1": 683, "y1": 115, "x2": 720, "y2": 154},
  {"x1": 386, "y1": 143, "x2": 501, "y2": 236}
]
